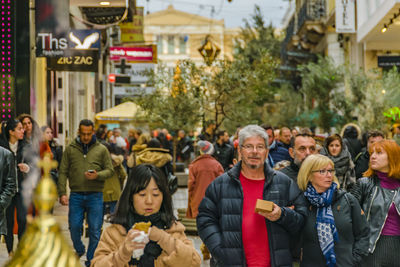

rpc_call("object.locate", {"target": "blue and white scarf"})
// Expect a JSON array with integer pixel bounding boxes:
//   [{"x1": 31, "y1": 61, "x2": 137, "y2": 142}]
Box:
[{"x1": 304, "y1": 182, "x2": 338, "y2": 267}]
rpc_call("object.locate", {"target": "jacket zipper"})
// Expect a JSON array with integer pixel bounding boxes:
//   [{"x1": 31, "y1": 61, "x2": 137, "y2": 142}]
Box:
[
  {"x1": 371, "y1": 190, "x2": 397, "y2": 252},
  {"x1": 367, "y1": 187, "x2": 378, "y2": 221}
]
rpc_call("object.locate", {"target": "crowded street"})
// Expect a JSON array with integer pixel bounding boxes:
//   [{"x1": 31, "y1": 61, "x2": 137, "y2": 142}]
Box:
[{"x1": 2, "y1": 0, "x2": 400, "y2": 266}]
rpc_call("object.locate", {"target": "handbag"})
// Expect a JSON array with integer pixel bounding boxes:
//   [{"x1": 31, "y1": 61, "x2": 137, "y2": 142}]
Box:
[{"x1": 167, "y1": 172, "x2": 178, "y2": 195}]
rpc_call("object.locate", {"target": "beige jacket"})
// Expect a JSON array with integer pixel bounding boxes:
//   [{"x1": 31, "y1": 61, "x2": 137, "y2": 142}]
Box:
[{"x1": 91, "y1": 221, "x2": 201, "y2": 267}]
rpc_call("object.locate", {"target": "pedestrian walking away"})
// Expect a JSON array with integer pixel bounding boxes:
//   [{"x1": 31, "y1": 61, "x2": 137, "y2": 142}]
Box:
[{"x1": 57, "y1": 119, "x2": 114, "y2": 267}]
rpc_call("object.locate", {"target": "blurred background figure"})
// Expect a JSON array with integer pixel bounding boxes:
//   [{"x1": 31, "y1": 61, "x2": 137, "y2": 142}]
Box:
[
  {"x1": 186, "y1": 140, "x2": 223, "y2": 219},
  {"x1": 95, "y1": 124, "x2": 108, "y2": 145},
  {"x1": 41, "y1": 125, "x2": 63, "y2": 185},
  {"x1": 341, "y1": 124, "x2": 362, "y2": 162},
  {"x1": 351, "y1": 140, "x2": 400, "y2": 267},
  {"x1": 320, "y1": 134, "x2": 356, "y2": 191},
  {"x1": 213, "y1": 130, "x2": 234, "y2": 171},
  {"x1": 103, "y1": 145, "x2": 126, "y2": 218},
  {"x1": 177, "y1": 130, "x2": 193, "y2": 168},
  {"x1": 355, "y1": 130, "x2": 384, "y2": 179},
  {"x1": 135, "y1": 138, "x2": 173, "y2": 180}
]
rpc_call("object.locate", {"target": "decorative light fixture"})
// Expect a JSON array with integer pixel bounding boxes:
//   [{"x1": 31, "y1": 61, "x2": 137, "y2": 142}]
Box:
[
  {"x1": 381, "y1": 24, "x2": 388, "y2": 33},
  {"x1": 0, "y1": 0, "x2": 14, "y2": 119},
  {"x1": 99, "y1": 1, "x2": 110, "y2": 5}
]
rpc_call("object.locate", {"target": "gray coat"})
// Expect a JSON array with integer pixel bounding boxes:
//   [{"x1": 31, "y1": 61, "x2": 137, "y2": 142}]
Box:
[{"x1": 0, "y1": 146, "x2": 16, "y2": 235}]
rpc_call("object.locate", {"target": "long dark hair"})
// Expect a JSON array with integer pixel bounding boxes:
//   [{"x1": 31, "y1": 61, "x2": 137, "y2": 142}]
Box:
[
  {"x1": 1, "y1": 118, "x2": 21, "y2": 141},
  {"x1": 111, "y1": 164, "x2": 175, "y2": 228}
]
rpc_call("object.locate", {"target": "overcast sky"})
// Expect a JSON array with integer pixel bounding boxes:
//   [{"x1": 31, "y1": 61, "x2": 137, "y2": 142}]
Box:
[{"x1": 136, "y1": 0, "x2": 289, "y2": 28}]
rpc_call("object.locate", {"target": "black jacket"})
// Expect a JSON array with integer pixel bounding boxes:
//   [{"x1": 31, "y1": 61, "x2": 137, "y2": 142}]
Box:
[
  {"x1": 0, "y1": 146, "x2": 16, "y2": 235},
  {"x1": 177, "y1": 136, "x2": 193, "y2": 161},
  {"x1": 355, "y1": 149, "x2": 369, "y2": 179},
  {"x1": 0, "y1": 138, "x2": 30, "y2": 192},
  {"x1": 351, "y1": 175, "x2": 400, "y2": 254},
  {"x1": 280, "y1": 161, "x2": 300, "y2": 183},
  {"x1": 213, "y1": 142, "x2": 234, "y2": 170},
  {"x1": 197, "y1": 162, "x2": 308, "y2": 267},
  {"x1": 300, "y1": 190, "x2": 369, "y2": 267}
]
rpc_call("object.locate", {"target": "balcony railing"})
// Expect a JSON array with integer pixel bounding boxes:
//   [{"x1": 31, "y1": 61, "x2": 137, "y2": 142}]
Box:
[
  {"x1": 297, "y1": 0, "x2": 326, "y2": 30},
  {"x1": 281, "y1": 17, "x2": 295, "y2": 62}
]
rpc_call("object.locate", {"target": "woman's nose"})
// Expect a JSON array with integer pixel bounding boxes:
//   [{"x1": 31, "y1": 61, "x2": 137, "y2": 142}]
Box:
[{"x1": 145, "y1": 195, "x2": 153, "y2": 204}]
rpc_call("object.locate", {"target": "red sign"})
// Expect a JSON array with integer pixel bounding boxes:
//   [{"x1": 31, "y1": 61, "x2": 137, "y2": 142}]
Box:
[
  {"x1": 108, "y1": 74, "x2": 116, "y2": 83},
  {"x1": 109, "y1": 46, "x2": 157, "y2": 63}
]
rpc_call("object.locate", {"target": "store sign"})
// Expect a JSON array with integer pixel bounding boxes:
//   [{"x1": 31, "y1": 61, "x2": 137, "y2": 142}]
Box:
[
  {"x1": 114, "y1": 86, "x2": 155, "y2": 96},
  {"x1": 120, "y1": 7, "x2": 144, "y2": 43},
  {"x1": 37, "y1": 30, "x2": 101, "y2": 57},
  {"x1": 114, "y1": 62, "x2": 155, "y2": 83},
  {"x1": 378, "y1": 56, "x2": 400, "y2": 67},
  {"x1": 335, "y1": 0, "x2": 356, "y2": 33},
  {"x1": 109, "y1": 46, "x2": 157, "y2": 63},
  {"x1": 47, "y1": 50, "x2": 99, "y2": 72}
]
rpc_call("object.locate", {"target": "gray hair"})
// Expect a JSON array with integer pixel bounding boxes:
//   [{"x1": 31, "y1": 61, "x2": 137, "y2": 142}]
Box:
[{"x1": 238, "y1": 125, "x2": 269, "y2": 148}]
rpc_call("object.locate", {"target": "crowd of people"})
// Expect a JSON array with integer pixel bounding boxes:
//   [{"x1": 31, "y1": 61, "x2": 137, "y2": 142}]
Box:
[{"x1": 0, "y1": 115, "x2": 399, "y2": 267}]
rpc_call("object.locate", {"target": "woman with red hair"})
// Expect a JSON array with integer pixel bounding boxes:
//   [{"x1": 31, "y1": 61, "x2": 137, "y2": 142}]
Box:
[{"x1": 351, "y1": 140, "x2": 400, "y2": 266}]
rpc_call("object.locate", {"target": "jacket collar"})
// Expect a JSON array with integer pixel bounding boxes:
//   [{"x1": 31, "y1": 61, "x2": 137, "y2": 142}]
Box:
[{"x1": 227, "y1": 161, "x2": 275, "y2": 184}]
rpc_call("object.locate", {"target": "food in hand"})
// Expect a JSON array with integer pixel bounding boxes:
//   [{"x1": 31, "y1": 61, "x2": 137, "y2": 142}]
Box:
[
  {"x1": 132, "y1": 222, "x2": 151, "y2": 233},
  {"x1": 255, "y1": 199, "x2": 274, "y2": 213}
]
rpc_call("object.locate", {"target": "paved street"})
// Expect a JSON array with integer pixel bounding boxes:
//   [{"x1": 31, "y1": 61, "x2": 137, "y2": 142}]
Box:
[{"x1": 0, "y1": 188, "x2": 210, "y2": 266}]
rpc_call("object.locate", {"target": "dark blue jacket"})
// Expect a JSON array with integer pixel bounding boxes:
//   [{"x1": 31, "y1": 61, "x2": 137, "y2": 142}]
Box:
[
  {"x1": 197, "y1": 162, "x2": 308, "y2": 267},
  {"x1": 268, "y1": 141, "x2": 291, "y2": 167}
]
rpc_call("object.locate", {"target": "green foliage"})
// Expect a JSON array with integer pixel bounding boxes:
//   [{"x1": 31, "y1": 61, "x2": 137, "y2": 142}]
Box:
[
  {"x1": 133, "y1": 60, "x2": 203, "y2": 133},
  {"x1": 298, "y1": 56, "x2": 347, "y2": 131}
]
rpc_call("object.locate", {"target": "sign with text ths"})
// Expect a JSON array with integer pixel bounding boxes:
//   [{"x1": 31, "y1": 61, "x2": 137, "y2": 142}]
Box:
[
  {"x1": 109, "y1": 46, "x2": 157, "y2": 63},
  {"x1": 335, "y1": 0, "x2": 356, "y2": 33}
]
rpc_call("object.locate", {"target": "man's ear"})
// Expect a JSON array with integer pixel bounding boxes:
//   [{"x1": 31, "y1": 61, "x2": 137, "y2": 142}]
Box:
[{"x1": 289, "y1": 147, "x2": 294, "y2": 159}]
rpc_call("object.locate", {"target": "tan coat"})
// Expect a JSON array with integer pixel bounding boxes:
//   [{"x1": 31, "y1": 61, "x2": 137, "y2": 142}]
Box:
[
  {"x1": 186, "y1": 155, "x2": 224, "y2": 218},
  {"x1": 103, "y1": 154, "x2": 126, "y2": 202},
  {"x1": 91, "y1": 221, "x2": 201, "y2": 267}
]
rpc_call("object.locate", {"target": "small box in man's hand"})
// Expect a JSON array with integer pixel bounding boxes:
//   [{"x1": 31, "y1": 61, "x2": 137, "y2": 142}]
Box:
[{"x1": 255, "y1": 199, "x2": 274, "y2": 213}]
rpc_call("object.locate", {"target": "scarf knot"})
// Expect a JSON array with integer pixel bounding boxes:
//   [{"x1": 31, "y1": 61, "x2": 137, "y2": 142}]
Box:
[{"x1": 304, "y1": 182, "x2": 338, "y2": 267}]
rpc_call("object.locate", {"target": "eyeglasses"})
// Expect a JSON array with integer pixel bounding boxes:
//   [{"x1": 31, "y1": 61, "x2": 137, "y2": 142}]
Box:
[
  {"x1": 241, "y1": 144, "x2": 266, "y2": 152},
  {"x1": 312, "y1": 169, "x2": 335, "y2": 175}
]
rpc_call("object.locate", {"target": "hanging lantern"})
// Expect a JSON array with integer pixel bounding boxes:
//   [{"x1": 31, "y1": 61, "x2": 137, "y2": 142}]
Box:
[{"x1": 198, "y1": 35, "x2": 221, "y2": 66}]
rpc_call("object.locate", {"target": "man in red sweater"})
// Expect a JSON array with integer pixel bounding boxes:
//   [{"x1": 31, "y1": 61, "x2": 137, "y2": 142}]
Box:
[{"x1": 197, "y1": 124, "x2": 307, "y2": 267}]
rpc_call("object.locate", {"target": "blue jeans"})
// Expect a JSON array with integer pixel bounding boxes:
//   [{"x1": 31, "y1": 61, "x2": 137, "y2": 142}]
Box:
[{"x1": 68, "y1": 192, "x2": 103, "y2": 267}]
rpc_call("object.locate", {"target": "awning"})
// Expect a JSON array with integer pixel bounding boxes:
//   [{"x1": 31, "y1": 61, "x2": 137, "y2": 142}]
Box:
[{"x1": 95, "y1": 101, "x2": 141, "y2": 122}]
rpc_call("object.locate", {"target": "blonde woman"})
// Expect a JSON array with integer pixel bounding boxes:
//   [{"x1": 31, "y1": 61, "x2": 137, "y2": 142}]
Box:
[{"x1": 297, "y1": 154, "x2": 369, "y2": 267}]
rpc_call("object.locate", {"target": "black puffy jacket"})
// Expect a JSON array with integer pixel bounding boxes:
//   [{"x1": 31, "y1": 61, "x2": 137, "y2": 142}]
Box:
[{"x1": 197, "y1": 162, "x2": 308, "y2": 267}]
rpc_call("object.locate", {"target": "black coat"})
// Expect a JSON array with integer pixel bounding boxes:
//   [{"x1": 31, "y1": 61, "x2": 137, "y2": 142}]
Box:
[
  {"x1": 300, "y1": 190, "x2": 369, "y2": 267},
  {"x1": 355, "y1": 149, "x2": 369, "y2": 179},
  {"x1": 0, "y1": 138, "x2": 30, "y2": 192},
  {"x1": 280, "y1": 161, "x2": 300, "y2": 183},
  {"x1": 197, "y1": 162, "x2": 308, "y2": 267},
  {"x1": 0, "y1": 146, "x2": 16, "y2": 235},
  {"x1": 213, "y1": 142, "x2": 234, "y2": 170}
]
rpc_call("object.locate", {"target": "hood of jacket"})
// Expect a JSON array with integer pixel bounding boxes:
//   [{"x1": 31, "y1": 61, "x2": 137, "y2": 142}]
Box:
[{"x1": 136, "y1": 148, "x2": 172, "y2": 167}]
